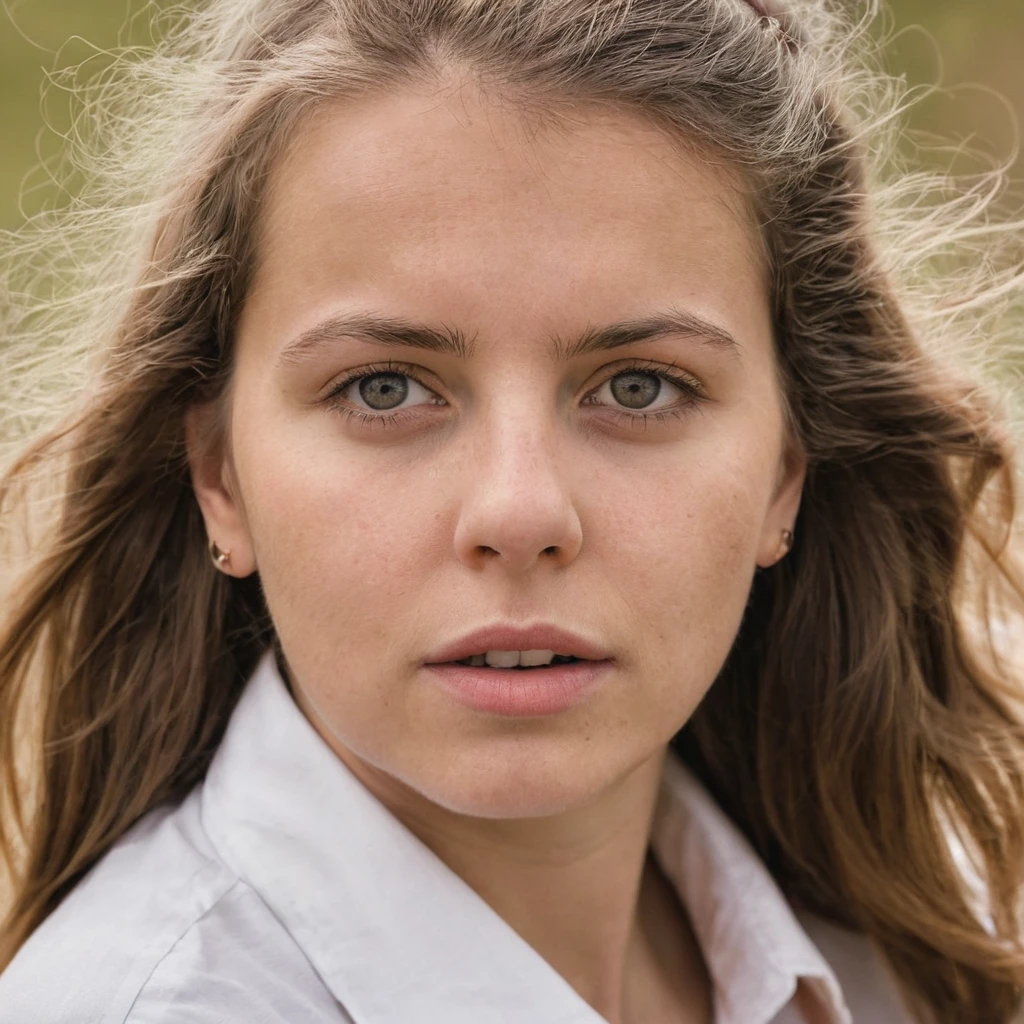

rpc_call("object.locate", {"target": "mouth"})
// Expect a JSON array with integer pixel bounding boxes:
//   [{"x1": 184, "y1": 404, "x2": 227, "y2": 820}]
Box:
[
  {"x1": 423, "y1": 651, "x2": 612, "y2": 716},
  {"x1": 450, "y1": 652, "x2": 586, "y2": 670},
  {"x1": 423, "y1": 624, "x2": 613, "y2": 668}
]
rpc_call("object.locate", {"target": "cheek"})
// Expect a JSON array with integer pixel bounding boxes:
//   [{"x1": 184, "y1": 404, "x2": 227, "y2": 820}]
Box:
[
  {"x1": 233, "y1": 423, "x2": 441, "y2": 653},
  {"x1": 599, "y1": 448, "x2": 765, "y2": 679}
]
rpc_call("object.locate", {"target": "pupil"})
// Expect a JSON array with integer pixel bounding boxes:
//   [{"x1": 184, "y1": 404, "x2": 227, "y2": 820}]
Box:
[
  {"x1": 359, "y1": 372, "x2": 408, "y2": 410},
  {"x1": 610, "y1": 371, "x2": 660, "y2": 409}
]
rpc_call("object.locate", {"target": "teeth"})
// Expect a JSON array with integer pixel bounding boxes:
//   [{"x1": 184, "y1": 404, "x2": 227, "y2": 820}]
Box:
[
  {"x1": 454, "y1": 650, "x2": 580, "y2": 668},
  {"x1": 481, "y1": 651, "x2": 528, "y2": 667},
  {"x1": 518, "y1": 649, "x2": 557, "y2": 667}
]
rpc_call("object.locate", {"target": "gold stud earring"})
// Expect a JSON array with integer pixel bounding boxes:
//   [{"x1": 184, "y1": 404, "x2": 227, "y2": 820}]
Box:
[
  {"x1": 777, "y1": 527, "x2": 794, "y2": 561},
  {"x1": 209, "y1": 540, "x2": 231, "y2": 571}
]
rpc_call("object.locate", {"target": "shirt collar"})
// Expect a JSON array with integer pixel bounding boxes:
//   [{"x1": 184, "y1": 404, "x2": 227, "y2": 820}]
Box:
[
  {"x1": 650, "y1": 754, "x2": 852, "y2": 1024},
  {"x1": 200, "y1": 649, "x2": 851, "y2": 1024}
]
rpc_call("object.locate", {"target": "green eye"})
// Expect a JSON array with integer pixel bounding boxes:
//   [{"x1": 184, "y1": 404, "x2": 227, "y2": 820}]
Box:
[
  {"x1": 356, "y1": 372, "x2": 409, "y2": 411},
  {"x1": 608, "y1": 370, "x2": 663, "y2": 409}
]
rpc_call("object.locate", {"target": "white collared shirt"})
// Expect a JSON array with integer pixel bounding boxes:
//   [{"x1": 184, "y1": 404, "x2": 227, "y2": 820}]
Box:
[{"x1": 0, "y1": 649, "x2": 915, "y2": 1023}]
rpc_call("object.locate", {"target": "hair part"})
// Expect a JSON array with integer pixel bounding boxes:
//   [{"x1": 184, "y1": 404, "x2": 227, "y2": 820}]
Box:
[{"x1": 2, "y1": 1, "x2": 1024, "y2": 1018}]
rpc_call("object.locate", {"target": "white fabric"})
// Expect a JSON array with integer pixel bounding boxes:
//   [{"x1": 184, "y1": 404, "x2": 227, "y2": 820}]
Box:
[{"x1": 0, "y1": 649, "x2": 915, "y2": 1023}]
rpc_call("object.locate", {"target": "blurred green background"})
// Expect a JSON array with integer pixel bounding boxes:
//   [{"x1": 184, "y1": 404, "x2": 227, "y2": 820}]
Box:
[{"x1": 1, "y1": 0, "x2": 1022, "y2": 229}]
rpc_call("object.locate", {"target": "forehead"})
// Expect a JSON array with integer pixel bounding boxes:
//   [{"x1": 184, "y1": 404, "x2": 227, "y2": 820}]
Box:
[{"x1": 247, "y1": 82, "x2": 768, "y2": 345}]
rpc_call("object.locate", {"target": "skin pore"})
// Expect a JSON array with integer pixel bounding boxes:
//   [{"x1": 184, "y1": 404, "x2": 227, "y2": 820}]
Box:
[{"x1": 186, "y1": 76, "x2": 805, "y2": 1023}]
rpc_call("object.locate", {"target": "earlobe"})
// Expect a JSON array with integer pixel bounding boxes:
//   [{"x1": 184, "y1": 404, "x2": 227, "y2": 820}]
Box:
[
  {"x1": 183, "y1": 402, "x2": 258, "y2": 577},
  {"x1": 756, "y1": 440, "x2": 806, "y2": 569}
]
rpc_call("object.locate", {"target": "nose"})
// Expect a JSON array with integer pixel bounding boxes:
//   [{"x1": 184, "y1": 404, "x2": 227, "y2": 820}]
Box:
[{"x1": 452, "y1": 404, "x2": 583, "y2": 574}]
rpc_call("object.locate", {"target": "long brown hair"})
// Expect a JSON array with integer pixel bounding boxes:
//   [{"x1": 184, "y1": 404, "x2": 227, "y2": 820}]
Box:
[{"x1": 2, "y1": 0, "x2": 1023, "y2": 1018}]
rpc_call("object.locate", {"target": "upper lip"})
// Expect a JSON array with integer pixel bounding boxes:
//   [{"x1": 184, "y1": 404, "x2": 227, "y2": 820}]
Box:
[{"x1": 423, "y1": 623, "x2": 614, "y2": 665}]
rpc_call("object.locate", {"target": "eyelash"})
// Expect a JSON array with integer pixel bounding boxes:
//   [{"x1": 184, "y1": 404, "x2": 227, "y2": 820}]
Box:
[{"x1": 322, "y1": 358, "x2": 708, "y2": 430}]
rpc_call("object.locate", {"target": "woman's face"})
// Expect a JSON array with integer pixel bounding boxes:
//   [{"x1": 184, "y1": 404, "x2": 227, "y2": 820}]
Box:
[{"x1": 188, "y1": 82, "x2": 805, "y2": 819}]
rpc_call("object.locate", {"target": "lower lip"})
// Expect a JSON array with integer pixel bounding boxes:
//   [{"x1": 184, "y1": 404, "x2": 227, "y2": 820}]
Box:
[{"x1": 423, "y1": 660, "x2": 613, "y2": 716}]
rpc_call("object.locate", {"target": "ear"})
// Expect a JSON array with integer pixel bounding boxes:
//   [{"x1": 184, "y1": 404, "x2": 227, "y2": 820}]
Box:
[
  {"x1": 755, "y1": 433, "x2": 806, "y2": 569},
  {"x1": 184, "y1": 400, "x2": 257, "y2": 577}
]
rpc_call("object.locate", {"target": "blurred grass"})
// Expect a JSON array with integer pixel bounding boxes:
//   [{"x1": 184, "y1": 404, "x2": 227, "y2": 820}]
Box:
[
  {"x1": 0, "y1": 0, "x2": 160, "y2": 229},
  {"x1": 0, "y1": 0, "x2": 1022, "y2": 229}
]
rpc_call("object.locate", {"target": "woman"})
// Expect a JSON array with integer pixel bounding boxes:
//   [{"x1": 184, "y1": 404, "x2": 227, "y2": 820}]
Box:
[{"x1": 0, "y1": 0, "x2": 1022, "y2": 1020}]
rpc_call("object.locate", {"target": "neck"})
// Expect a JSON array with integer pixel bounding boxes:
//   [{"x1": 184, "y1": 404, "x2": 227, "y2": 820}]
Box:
[{"x1": 336, "y1": 742, "x2": 705, "y2": 1022}]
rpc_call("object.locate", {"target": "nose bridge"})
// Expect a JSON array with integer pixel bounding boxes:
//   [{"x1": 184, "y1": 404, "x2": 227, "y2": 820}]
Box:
[
  {"x1": 485, "y1": 394, "x2": 557, "y2": 477},
  {"x1": 452, "y1": 391, "x2": 583, "y2": 572}
]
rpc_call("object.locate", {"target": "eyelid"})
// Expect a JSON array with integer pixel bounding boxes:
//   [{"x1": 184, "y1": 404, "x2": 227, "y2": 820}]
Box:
[
  {"x1": 587, "y1": 356, "x2": 705, "y2": 394},
  {"x1": 324, "y1": 357, "x2": 705, "y2": 399},
  {"x1": 321, "y1": 359, "x2": 443, "y2": 401}
]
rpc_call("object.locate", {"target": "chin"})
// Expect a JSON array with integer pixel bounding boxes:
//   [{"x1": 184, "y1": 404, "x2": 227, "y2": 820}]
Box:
[
  {"x1": 429, "y1": 785, "x2": 596, "y2": 821},
  {"x1": 412, "y1": 743, "x2": 618, "y2": 820}
]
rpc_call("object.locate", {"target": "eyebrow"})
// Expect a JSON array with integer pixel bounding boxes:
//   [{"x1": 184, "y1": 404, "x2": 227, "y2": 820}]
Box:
[{"x1": 276, "y1": 307, "x2": 740, "y2": 366}]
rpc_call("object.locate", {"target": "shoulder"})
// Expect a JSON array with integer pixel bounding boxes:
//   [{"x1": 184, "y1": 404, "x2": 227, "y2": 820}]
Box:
[
  {"x1": 0, "y1": 789, "x2": 346, "y2": 1024},
  {"x1": 123, "y1": 880, "x2": 349, "y2": 1023}
]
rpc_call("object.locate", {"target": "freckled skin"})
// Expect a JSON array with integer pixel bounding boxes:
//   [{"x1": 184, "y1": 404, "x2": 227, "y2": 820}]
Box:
[{"x1": 188, "y1": 81, "x2": 805, "y2": 825}]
